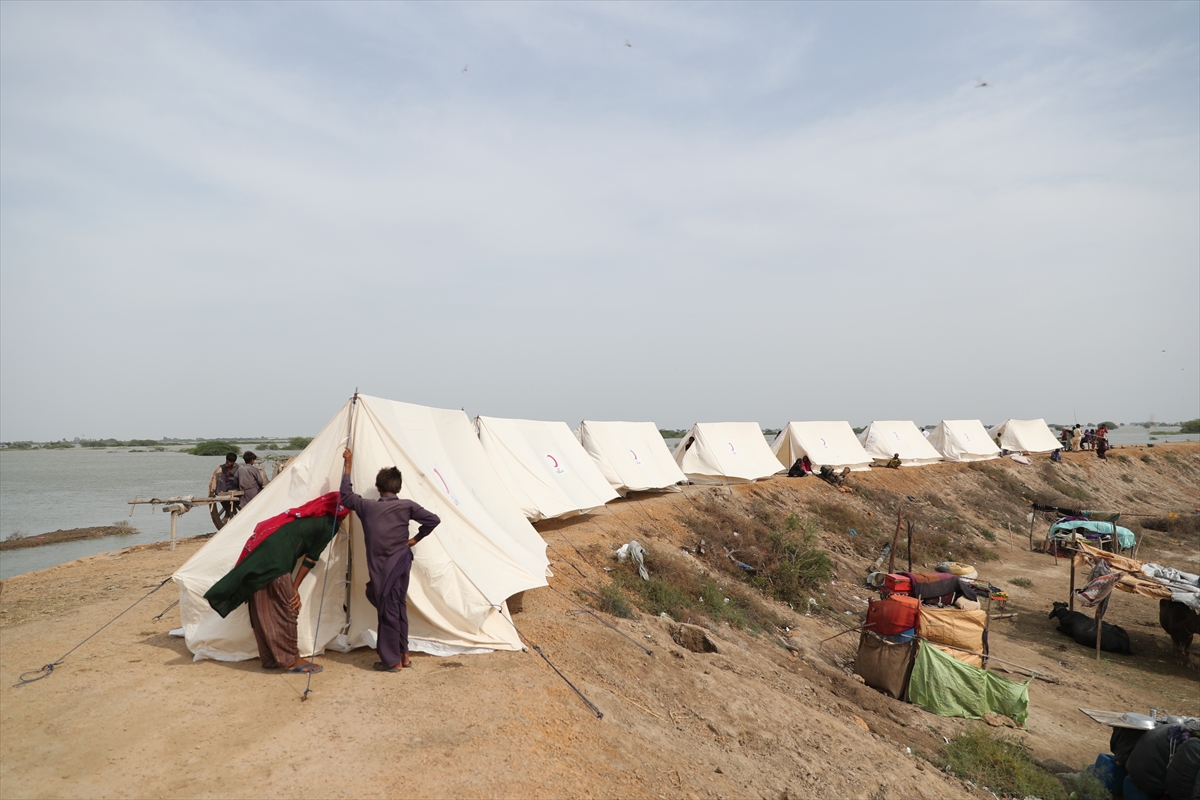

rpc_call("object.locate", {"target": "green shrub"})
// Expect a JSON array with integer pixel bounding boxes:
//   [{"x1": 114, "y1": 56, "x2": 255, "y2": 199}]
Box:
[
  {"x1": 186, "y1": 440, "x2": 240, "y2": 456},
  {"x1": 936, "y1": 726, "x2": 1068, "y2": 800},
  {"x1": 40, "y1": 441, "x2": 75, "y2": 449},
  {"x1": 1140, "y1": 454, "x2": 1153, "y2": 464},
  {"x1": 1179, "y1": 419, "x2": 1200, "y2": 434},
  {"x1": 1009, "y1": 577, "x2": 1033, "y2": 588},
  {"x1": 287, "y1": 436, "x2": 313, "y2": 450},
  {"x1": 1115, "y1": 454, "x2": 1130, "y2": 464},
  {"x1": 979, "y1": 528, "x2": 997, "y2": 542},
  {"x1": 81, "y1": 438, "x2": 125, "y2": 448}
]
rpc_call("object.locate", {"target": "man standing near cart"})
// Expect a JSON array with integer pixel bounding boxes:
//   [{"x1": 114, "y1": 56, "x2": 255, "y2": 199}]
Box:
[
  {"x1": 341, "y1": 448, "x2": 440, "y2": 672},
  {"x1": 237, "y1": 451, "x2": 267, "y2": 509}
]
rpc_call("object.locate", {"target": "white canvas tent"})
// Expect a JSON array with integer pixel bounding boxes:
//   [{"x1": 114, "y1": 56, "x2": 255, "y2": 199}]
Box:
[
  {"x1": 927, "y1": 420, "x2": 1001, "y2": 463},
  {"x1": 575, "y1": 420, "x2": 686, "y2": 495},
  {"x1": 173, "y1": 395, "x2": 550, "y2": 662},
  {"x1": 770, "y1": 421, "x2": 873, "y2": 472},
  {"x1": 474, "y1": 415, "x2": 619, "y2": 522},
  {"x1": 673, "y1": 422, "x2": 785, "y2": 484},
  {"x1": 859, "y1": 420, "x2": 944, "y2": 467},
  {"x1": 988, "y1": 419, "x2": 1062, "y2": 454}
]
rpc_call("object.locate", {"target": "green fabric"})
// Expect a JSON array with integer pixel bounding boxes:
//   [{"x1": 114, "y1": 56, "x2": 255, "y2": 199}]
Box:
[
  {"x1": 1050, "y1": 519, "x2": 1136, "y2": 549},
  {"x1": 907, "y1": 642, "x2": 1031, "y2": 725},
  {"x1": 204, "y1": 516, "x2": 337, "y2": 618},
  {"x1": 1082, "y1": 510, "x2": 1120, "y2": 523}
]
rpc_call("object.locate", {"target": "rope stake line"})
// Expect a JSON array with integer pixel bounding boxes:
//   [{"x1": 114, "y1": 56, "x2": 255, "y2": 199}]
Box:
[
  {"x1": 15, "y1": 577, "x2": 172, "y2": 687},
  {"x1": 498, "y1": 611, "x2": 602, "y2": 719},
  {"x1": 302, "y1": 390, "x2": 358, "y2": 701}
]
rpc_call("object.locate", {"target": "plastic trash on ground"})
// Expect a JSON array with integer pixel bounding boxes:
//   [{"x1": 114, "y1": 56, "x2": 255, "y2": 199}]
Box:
[{"x1": 615, "y1": 540, "x2": 649, "y2": 580}]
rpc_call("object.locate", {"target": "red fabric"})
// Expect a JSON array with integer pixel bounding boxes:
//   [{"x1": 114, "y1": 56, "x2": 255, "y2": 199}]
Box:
[
  {"x1": 236, "y1": 492, "x2": 349, "y2": 565},
  {"x1": 866, "y1": 596, "x2": 921, "y2": 635}
]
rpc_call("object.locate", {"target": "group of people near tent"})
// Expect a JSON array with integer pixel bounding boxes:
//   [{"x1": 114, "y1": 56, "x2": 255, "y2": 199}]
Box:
[
  {"x1": 1058, "y1": 424, "x2": 1111, "y2": 458},
  {"x1": 173, "y1": 397, "x2": 1074, "y2": 675}
]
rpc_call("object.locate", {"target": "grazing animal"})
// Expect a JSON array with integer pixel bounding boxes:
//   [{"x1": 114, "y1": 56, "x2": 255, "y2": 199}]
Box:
[
  {"x1": 1049, "y1": 602, "x2": 1133, "y2": 654},
  {"x1": 1159, "y1": 599, "x2": 1200, "y2": 667}
]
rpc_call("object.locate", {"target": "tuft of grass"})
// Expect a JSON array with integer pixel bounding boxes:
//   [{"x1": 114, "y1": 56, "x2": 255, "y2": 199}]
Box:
[
  {"x1": 586, "y1": 585, "x2": 634, "y2": 619},
  {"x1": 1140, "y1": 454, "x2": 1153, "y2": 464},
  {"x1": 979, "y1": 528, "x2": 997, "y2": 542},
  {"x1": 935, "y1": 726, "x2": 1069, "y2": 800},
  {"x1": 1121, "y1": 474, "x2": 1134, "y2": 484},
  {"x1": 1115, "y1": 454, "x2": 1130, "y2": 464},
  {"x1": 1009, "y1": 577, "x2": 1033, "y2": 588},
  {"x1": 682, "y1": 500, "x2": 833, "y2": 608},
  {"x1": 1062, "y1": 768, "x2": 1112, "y2": 800},
  {"x1": 607, "y1": 544, "x2": 783, "y2": 631}
]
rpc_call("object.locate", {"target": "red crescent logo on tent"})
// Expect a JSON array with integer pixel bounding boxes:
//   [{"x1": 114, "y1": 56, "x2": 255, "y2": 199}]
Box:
[
  {"x1": 433, "y1": 468, "x2": 450, "y2": 494},
  {"x1": 546, "y1": 454, "x2": 559, "y2": 468},
  {"x1": 819, "y1": 437, "x2": 828, "y2": 448},
  {"x1": 729, "y1": 442, "x2": 736, "y2": 452},
  {"x1": 629, "y1": 449, "x2": 638, "y2": 460}
]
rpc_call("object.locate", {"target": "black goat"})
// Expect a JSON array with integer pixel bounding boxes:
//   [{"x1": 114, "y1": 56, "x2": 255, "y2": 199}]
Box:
[
  {"x1": 1049, "y1": 601, "x2": 1133, "y2": 654},
  {"x1": 1159, "y1": 599, "x2": 1200, "y2": 667}
]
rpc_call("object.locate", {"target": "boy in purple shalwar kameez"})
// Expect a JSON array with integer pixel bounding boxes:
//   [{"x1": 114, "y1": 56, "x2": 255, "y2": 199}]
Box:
[{"x1": 341, "y1": 448, "x2": 440, "y2": 671}]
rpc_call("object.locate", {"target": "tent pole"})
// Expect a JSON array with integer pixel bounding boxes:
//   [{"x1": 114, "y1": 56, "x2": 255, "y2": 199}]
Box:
[
  {"x1": 1028, "y1": 509, "x2": 1036, "y2": 552},
  {"x1": 1068, "y1": 556, "x2": 1076, "y2": 611},
  {"x1": 1095, "y1": 604, "x2": 1104, "y2": 661},
  {"x1": 169, "y1": 510, "x2": 178, "y2": 552}
]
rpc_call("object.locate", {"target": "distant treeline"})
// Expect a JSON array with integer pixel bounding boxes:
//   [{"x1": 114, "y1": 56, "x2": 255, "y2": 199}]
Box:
[{"x1": 186, "y1": 437, "x2": 312, "y2": 455}]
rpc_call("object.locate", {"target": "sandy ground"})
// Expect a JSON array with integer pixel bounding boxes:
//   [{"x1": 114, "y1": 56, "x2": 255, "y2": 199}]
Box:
[{"x1": 1, "y1": 443, "x2": 1197, "y2": 800}]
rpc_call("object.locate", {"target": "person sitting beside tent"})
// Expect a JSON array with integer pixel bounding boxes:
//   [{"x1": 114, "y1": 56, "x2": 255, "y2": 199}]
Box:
[
  {"x1": 341, "y1": 448, "x2": 440, "y2": 673},
  {"x1": 237, "y1": 451, "x2": 267, "y2": 509},
  {"x1": 886, "y1": 453, "x2": 902, "y2": 469},
  {"x1": 203, "y1": 493, "x2": 348, "y2": 674},
  {"x1": 787, "y1": 456, "x2": 812, "y2": 478}
]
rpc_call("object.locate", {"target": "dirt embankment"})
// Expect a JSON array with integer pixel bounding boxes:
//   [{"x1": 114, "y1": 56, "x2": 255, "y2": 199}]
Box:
[
  {"x1": 0, "y1": 443, "x2": 1196, "y2": 800},
  {"x1": 0, "y1": 526, "x2": 141, "y2": 551}
]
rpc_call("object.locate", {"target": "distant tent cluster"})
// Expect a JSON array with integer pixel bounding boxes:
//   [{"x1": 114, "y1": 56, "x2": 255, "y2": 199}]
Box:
[{"x1": 173, "y1": 396, "x2": 1061, "y2": 663}]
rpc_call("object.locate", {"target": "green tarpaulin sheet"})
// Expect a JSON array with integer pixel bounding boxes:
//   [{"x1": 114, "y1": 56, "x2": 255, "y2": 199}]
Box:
[
  {"x1": 908, "y1": 642, "x2": 1032, "y2": 725},
  {"x1": 1050, "y1": 519, "x2": 1136, "y2": 550}
]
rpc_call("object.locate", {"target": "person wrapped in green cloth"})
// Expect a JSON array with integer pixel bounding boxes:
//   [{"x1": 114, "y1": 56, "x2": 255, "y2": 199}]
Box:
[{"x1": 204, "y1": 511, "x2": 341, "y2": 674}]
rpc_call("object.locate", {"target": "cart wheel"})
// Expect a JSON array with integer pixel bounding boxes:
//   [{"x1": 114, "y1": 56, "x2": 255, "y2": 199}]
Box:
[{"x1": 211, "y1": 502, "x2": 238, "y2": 530}]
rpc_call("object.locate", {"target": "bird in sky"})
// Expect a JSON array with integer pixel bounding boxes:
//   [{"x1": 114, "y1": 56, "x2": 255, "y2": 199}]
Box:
[
  {"x1": 462, "y1": 64, "x2": 468, "y2": 73},
  {"x1": 975, "y1": 78, "x2": 989, "y2": 88},
  {"x1": 624, "y1": 40, "x2": 632, "y2": 48}
]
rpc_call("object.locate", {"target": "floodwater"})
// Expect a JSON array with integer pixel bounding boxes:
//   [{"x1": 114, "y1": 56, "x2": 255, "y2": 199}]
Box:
[{"x1": 0, "y1": 448, "x2": 296, "y2": 580}]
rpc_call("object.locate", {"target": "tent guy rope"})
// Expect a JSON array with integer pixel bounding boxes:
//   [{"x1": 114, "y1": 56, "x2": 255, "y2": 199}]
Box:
[{"x1": 15, "y1": 577, "x2": 172, "y2": 687}]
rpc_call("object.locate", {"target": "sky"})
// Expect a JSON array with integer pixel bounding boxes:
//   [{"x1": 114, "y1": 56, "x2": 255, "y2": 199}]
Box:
[{"x1": 1, "y1": 1, "x2": 1197, "y2": 441}]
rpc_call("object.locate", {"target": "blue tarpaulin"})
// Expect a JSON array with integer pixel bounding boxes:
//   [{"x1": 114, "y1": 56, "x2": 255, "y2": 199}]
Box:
[{"x1": 1050, "y1": 519, "x2": 1136, "y2": 550}]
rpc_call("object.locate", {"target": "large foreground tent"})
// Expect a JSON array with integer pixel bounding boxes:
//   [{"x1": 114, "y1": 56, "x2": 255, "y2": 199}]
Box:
[
  {"x1": 988, "y1": 419, "x2": 1062, "y2": 454},
  {"x1": 575, "y1": 420, "x2": 687, "y2": 495},
  {"x1": 474, "y1": 415, "x2": 619, "y2": 522},
  {"x1": 174, "y1": 395, "x2": 550, "y2": 662},
  {"x1": 859, "y1": 421, "x2": 943, "y2": 467},
  {"x1": 673, "y1": 422, "x2": 785, "y2": 484},
  {"x1": 926, "y1": 420, "x2": 1001, "y2": 463},
  {"x1": 770, "y1": 421, "x2": 873, "y2": 472}
]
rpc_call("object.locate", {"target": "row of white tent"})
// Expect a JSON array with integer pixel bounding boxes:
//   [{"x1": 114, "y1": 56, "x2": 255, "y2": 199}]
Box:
[{"x1": 173, "y1": 396, "x2": 1061, "y2": 664}]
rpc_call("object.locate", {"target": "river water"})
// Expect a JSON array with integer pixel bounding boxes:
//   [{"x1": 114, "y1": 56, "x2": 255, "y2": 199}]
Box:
[
  {"x1": 0, "y1": 448, "x2": 297, "y2": 580},
  {"x1": 1, "y1": 426, "x2": 1195, "y2": 580}
]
